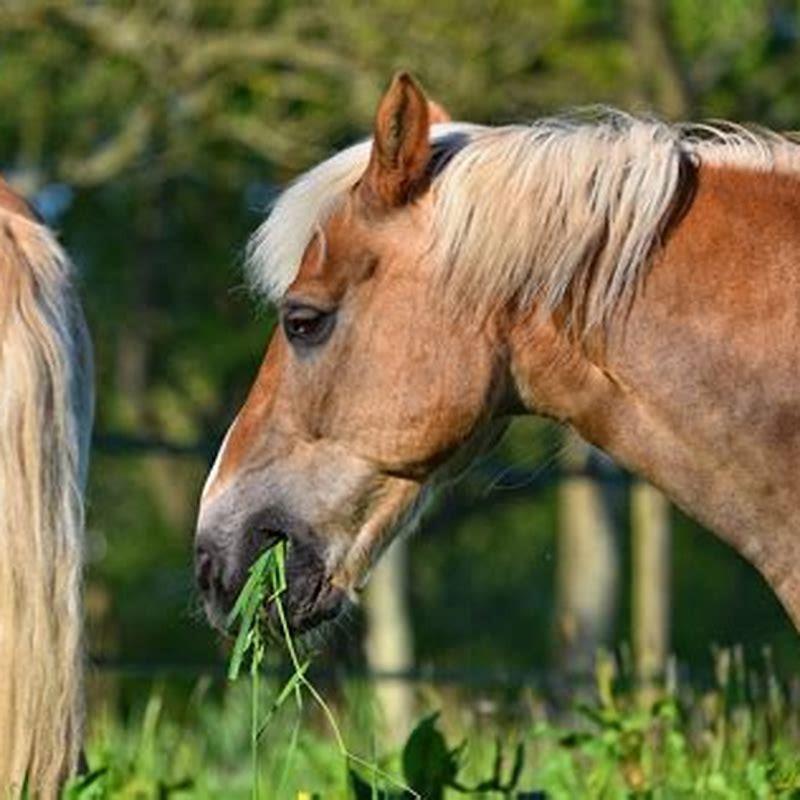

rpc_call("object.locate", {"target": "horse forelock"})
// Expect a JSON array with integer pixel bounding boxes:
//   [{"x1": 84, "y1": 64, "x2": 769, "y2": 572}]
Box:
[
  {"x1": 244, "y1": 122, "x2": 483, "y2": 303},
  {"x1": 247, "y1": 110, "x2": 800, "y2": 328}
]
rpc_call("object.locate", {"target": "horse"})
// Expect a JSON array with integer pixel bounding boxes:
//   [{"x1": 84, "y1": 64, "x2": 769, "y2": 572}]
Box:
[
  {"x1": 195, "y1": 72, "x2": 800, "y2": 646},
  {"x1": 0, "y1": 178, "x2": 93, "y2": 797}
]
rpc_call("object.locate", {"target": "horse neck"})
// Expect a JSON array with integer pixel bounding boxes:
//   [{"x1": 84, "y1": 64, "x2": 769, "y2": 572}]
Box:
[{"x1": 507, "y1": 162, "x2": 800, "y2": 629}]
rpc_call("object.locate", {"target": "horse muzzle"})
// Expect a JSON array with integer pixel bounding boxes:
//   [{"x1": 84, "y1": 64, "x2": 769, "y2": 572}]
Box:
[{"x1": 194, "y1": 500, "x2": 347, "y2": 637}]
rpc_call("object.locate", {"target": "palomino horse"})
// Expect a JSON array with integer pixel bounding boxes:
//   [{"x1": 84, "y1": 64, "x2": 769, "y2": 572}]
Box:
[
  {"x1": 0, "y1": 179, "x2": 93, "y2": 797},
  {"x1": 196, "y1": 72, "x2": 800, "y2": 642}
]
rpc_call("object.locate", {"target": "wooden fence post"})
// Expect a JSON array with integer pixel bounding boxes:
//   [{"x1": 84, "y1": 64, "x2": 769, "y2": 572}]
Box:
[
  {"x1": 555, "y1": 432, "x2": 619, "y2": 679},
  {"x1": 631, "y1": 480, "x2": 671, "y2": 693},
  {"x1": 363, "y1": 538, "x2": 415, "y2": 743}
]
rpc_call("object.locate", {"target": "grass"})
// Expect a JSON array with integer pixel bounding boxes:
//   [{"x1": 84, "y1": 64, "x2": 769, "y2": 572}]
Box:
[
  {"x1": 65, "y1": 543, "x2": 800, "y2": 797},
  {"x1": 68, "y1": 647, "x2": 800, "y2": 798}
]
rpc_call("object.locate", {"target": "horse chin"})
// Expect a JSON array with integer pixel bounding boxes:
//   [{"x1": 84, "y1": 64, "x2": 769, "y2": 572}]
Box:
[{"x1": 201, "y1": 595, "x2": 232, "y2": 635}]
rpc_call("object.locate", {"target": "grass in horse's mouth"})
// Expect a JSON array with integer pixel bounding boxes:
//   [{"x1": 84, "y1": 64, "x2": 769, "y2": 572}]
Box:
[{"x1": 225, "y1": 540, "x2": 419, "y2": 799}]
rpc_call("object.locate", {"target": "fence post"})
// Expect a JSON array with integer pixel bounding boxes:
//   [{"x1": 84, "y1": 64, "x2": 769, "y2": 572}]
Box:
[
  {"x1": 555, "y1": 432, "x2": 619, "y2": 680},
  {"x1": 631, "y1": 481, "x2": 671, "y2": 696},
  {"x1": 363, "y1": 538, "x2": 415, "y2": 743}
]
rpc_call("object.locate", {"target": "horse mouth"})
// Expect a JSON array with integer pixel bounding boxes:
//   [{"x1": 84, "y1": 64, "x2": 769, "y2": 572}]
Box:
[
  {"x1": 274, "y1": 575, "x2": 347, "y2": 636},
  {"x1": 201, "y1": 561, "x2": 346, "y2": 643},
  {"x1": 276, "y1": 534, "x2": 348, "y2": 636}
]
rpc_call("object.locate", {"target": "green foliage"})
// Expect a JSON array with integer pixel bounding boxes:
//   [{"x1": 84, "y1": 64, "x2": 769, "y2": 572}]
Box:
[
  {"x1": 400, "y1": 713, "x2": 462, "y2": 798},
  {"x1": 347, "y1": 712, "x2": 465, "y2": 799},
  {"x1": 65, "y1": 654, "x2": 800, "y2": 798}
]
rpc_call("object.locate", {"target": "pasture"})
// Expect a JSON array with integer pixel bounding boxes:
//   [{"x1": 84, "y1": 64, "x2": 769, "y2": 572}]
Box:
[{"x1": 73, "y1": 653, "x2": 800, "y2": 798}]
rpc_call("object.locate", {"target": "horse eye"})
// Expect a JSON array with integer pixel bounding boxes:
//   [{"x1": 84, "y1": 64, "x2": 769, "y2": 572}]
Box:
[{"x1": 282, "y1": 305, "x2": 335, "y2": 347}]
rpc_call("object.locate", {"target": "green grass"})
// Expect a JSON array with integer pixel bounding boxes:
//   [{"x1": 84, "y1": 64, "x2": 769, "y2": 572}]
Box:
[
  {"x1": 65, "y1": 537, "x2": 800, "y2": 798},
  {"x1": 68, "y1": 646, "x2": 800, "y2": 799}
]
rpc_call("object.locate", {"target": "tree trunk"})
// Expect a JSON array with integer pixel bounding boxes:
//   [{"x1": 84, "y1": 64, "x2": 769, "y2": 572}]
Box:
[
  {"x1": 555, "y1": 432, "x2": 619, "y2": 679},
  {"x1": 363, "y1": 538, "x2": 415, "y2": 743}
]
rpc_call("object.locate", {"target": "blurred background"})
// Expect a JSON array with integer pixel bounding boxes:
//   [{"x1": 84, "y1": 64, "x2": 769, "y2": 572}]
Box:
[{"x1": 2, "y1": 0, "x2": 800, "y2": 756}]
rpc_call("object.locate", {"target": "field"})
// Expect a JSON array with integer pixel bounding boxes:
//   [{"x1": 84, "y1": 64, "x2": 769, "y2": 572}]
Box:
[{"x1": 70, "y1": 649, "x2": 800, "y2": 799}]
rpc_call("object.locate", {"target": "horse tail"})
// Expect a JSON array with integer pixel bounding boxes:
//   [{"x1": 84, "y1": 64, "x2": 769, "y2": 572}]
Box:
[{"x1": 0, "y1": 196, "x2": 93, "y2": 798}]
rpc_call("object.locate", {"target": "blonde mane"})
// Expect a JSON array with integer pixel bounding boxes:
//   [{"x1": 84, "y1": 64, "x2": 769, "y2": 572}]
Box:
[{"x1": 248, "y1": 111, "x2": 800, "y2": 328}]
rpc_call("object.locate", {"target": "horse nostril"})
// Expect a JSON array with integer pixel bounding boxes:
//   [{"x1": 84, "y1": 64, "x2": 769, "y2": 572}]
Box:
[{"x1": 195, "y1": 544, "x2": 217, "y2": 594}]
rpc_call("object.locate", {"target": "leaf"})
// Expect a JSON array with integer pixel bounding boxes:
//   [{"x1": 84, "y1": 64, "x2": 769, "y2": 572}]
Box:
[
  {"x1": 64, "y1": 767, "x2": 109, "y2": 798},
  {"x1": 227, "y1": 616, "x2": 255, "y2": 681},
  {"x1": 401, "y1": 712, "x2": 460, "y2": 800},
  {"x1": 226, "y1": 549, "x2": 271, "y2": 627}
]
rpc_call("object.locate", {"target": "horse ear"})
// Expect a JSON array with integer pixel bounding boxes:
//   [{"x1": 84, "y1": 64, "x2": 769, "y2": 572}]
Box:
[
  {"x1": 428, "y1": 99, "x2": 451, "y2": 124},
  {"x1": 360, "y1": 72, "x2": 431, "y2": 210}
]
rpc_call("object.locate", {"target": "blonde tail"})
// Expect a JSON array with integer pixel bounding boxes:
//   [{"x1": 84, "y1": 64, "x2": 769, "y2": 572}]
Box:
[{"x1": 0, "y1": 206, "x2": 93, "y2": 798}]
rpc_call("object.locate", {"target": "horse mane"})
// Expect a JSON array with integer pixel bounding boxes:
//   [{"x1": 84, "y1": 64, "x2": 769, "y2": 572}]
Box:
[
  {"x1": 247, "y1": 110, "x2": 800, "y2": 329},
  {"x1": 0, "y1": 202, "x2": 92, "y2": 796}
]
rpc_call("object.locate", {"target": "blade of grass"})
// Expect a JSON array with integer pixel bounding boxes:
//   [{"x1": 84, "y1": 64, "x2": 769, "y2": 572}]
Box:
[
  {"x1": 272, "y1": 583, "x2": 420, "y2": 799},
  {"x1": 275, "y1": 708, "x2": 303, "y2": 797},
  {"x1": 250, "y1": 625, "x2": 263, "y2": 800},
  {"x1": 257, "y1": 661, "x2": 310, "y2": 738},
  {"x1": 227, "y1": 549, "x2": 275, "y2": 681}
]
